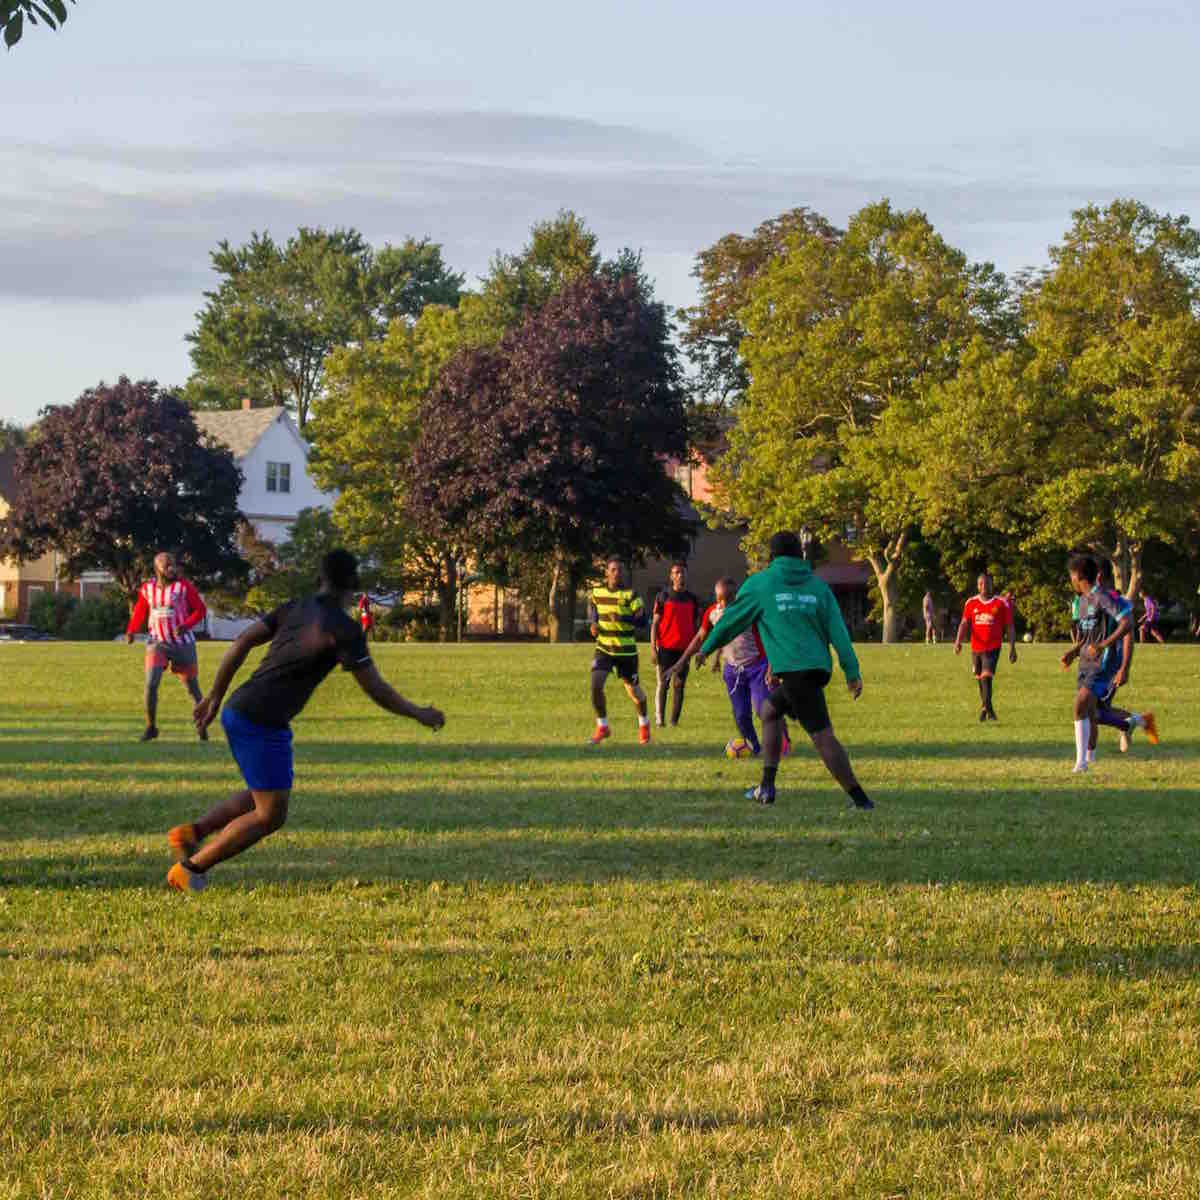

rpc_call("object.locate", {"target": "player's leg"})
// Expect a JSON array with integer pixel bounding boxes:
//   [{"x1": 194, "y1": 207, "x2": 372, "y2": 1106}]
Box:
[
  {"x1": 590, "y1": 655, "x2": 612, "y2": 743},
  {"x1": 791, "y1": 671, "x2": 873, "y2": 809},
  {"x1": 169, "y1": 787, "x2": 255, "y2": 861},
  {"x1": 746, "y1": 692, "x2": 786, "y2": 804},
  {"x1": 620, "y1": 660, "x2": 651, "y2": 743},
  {"x1": 141, "y1": 651, "x2": 165, "y2": 740},
  {"x1": 653, "y1": 655, "x2": 668, "y2": 727},
  {"x1": 725, "y1": 663, "x2": 761, "y2": 753},
  {"x1": 980, "y1": 651, "x2": 999, "y2": 720},
  {"x1": 971, "y1": 654, "x2": 988, "y2": 720},
  {"x1": 668, "y1": 652, "x2": 688, "y2": 726},
  {"x1": 173, "y1": 644, "x2": 207, "y2": 740},
  {"x1": 748, "y1": 659, "x2": 786, "y2": 755},
  {"x1": 1072, "y1": 685, "x2": 1096, "y2": 772}
]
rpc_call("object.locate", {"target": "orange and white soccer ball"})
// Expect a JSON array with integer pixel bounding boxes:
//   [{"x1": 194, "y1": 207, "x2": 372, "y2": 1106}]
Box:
[{"x1": 725, "y1": 737, "x2": 754, "y2": 759}]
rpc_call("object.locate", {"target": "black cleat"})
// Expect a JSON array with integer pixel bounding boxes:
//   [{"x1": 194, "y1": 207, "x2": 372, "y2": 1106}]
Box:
[
  {"x1": 978, "y1": 709, "x2": 988, "y2": 723},
  {"x1": 139, "y1": 725, "x2": 159, "y2": 743},
  {"x1": 850, "y1": 794, "x2": 875, "y2": 810},
  {"x1": 745, "y1": 784, "x2": 775, "y2": 805},
  {"x1": 197, "y1": 723, "x2": 208, "y2": 742},
  {"x1": 986, "y1": 707, "x2": 998, "y2": 721}
]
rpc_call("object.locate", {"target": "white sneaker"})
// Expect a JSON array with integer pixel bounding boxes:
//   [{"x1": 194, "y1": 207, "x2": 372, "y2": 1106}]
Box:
[{"x1": 1072, "y1": 762, "x2": 1089, "y2": 774}]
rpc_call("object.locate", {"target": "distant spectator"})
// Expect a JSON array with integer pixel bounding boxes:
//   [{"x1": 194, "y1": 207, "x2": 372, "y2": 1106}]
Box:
[
  {"x1": 1139, "y1": 594, "x2": 1165, "y2": 644},
  {"x1": 922, "y1": 590, "x2": 937, "y2": 644}
]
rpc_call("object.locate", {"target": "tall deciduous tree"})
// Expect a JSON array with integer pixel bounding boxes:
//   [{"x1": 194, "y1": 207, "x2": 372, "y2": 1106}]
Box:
[
  {"x1": 187, "y1": 229, "x2": 463, "y2": 428},
  {"x1": 713, "y1": 201, "x2": 1002, "y2": 641},
  {"x1": 410, "y1": 273, "x2": 692, "y2": 641},
  {"x1": 1019, "y1": 200, "x2": 1200, "y2": 598},
  {"x1": 306, "y1": 305, "x2": 468, "y2": 639},
  {"x1": 0, "y1": 378, "x2": 244, "y2": 606}
]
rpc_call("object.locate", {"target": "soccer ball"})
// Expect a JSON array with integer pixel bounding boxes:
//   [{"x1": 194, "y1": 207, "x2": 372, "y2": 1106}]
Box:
[{"x1": 725, "y1": 737, "x2": 754, "y2": 759}]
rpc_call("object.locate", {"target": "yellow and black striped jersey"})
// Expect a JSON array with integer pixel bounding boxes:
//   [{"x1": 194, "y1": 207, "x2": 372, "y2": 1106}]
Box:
[{"x1": 589, "y1": 586, "x2": 645, "y2": 657}]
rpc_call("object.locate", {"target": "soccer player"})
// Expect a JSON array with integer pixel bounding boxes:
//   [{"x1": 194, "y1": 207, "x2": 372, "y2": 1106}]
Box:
[
  {"x1": 696, "y1": 531, "x2": 871, "y2": 810},
  {"x1": 1139, "y1": 593, "x2": 1165, "y2": 643},
  {"x1": 589, "y1": 555, "x2": 651, "y2": 745},
  {"x1": 922, "y1": 590, "x2": 937, "y2": 644},
  {"x1": 651, "y1": 561, "x2": 703, "y2": 728},
  {"x1": 125, "y1": 550, "x2": 208, "y2": 742},
  {"x1": 165, "y1": 549, "x2": 445, "y2": 892},
  {"x1": 357, "y1": 592, "x2": 375, "y2": 642},
  {"x1": 1060, "y1": 554, "x2": 1133, "y2": 774},
  {"x1": 664, "y1": 576, "x2": 790, "y2": 758},
  {"x1": 953, "y1": 572, "x2": 1017, "y2": 721}
]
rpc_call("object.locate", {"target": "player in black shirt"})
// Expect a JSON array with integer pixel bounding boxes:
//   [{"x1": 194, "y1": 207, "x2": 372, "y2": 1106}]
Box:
[{"x1": 165, "y1": 549, "x2": 445, "y2": 892}]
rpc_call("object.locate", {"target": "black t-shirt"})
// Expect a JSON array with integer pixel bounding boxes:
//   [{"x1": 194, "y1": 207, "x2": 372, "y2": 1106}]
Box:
[{"x1": 228, "y1": 595, "x2": 372, "y2": 728}]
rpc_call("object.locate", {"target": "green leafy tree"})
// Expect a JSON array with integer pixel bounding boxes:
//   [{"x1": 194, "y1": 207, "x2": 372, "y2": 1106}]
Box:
[
  {"x1": 3, "y1": 0, "x2": 71, "y2": 48},
  {"x1": 306, "y1": 305, "x2": 468, "y2": 639},
  {"x1": 714, "y1": 201, "x2": 1003, "y2": 641},
  {"x1": 187, "y1": 229, "x2": 463, "y2": 429},
  {"x1": 244, "y1": 507, "x2": 343, "y2": 613}
]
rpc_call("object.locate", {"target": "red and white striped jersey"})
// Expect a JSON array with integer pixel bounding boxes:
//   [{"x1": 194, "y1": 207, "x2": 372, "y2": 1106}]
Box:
[{"x1": 126, "y1": 578, "x2": 206, "y2": 644}]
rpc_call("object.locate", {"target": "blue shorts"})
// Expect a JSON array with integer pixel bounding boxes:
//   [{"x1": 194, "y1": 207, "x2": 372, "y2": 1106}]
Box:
[
  {"x1": 1082, "y1": 672, "x2": 1117, "y2": 704},
  {"x1": 221, "y1": 705, "x2": 294, "y2": 792}
]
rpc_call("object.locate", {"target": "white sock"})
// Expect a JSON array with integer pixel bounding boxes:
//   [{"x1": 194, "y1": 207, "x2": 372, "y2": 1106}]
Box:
[
  {"x1": 638, "y1": 714, "x2": 649, "y2": 727},
  {"x1": 596, "y1": 717, "x2": 609, "y2": 730},
  {"x1": 1074, "y1": 719, "x2": 1090, "y2": 766}
]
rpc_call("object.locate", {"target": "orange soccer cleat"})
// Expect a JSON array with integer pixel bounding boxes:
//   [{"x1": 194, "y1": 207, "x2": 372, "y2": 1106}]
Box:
[
  {"x1": 638, "y1": 724, "x2": 651, "y2": 745},
  {"x1": 589, "y1": 725, "x2": 612, "y2": 746},
  {"x1": 166, "y1": 862, "x2": 208, "y2": 894},
  {"x1": 167, "y1": 823, "x2": 199, "y2": 860},
  {"x1": 1142, "y1": 711, "x2": 1159, "y2": 745}
]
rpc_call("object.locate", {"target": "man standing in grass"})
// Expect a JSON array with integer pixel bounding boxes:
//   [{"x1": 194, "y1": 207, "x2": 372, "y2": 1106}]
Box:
[
  {"x1": 588, "y1": 555, "x2": 651, "y2": 746},
  {"x1": 953, "y1": 571, "x2": 1016, "y2": 722},
  {"x1": 125, "y1": 550, "x2": 208, "y2": 743},
  {"x1": 922, "y1": 590, "x2": 937, "y2": 644},
  {"x1": 696, "y1": 531, "x2": 870, "y2": 809},
  {"x1": 650, "y1": 561, "x2": 703, "y2": 728},
  {"x1": 166, "y1": 549, "x2": 445, "y2": 893},
  {"x1": 1061, "y1": 553, "x2": 1133, "y2": 775}
]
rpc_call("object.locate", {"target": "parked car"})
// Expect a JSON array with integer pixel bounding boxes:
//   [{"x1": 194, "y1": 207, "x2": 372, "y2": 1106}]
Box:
[{"x1": 0, "y1": 623, "x2": 54, "y2": 641}]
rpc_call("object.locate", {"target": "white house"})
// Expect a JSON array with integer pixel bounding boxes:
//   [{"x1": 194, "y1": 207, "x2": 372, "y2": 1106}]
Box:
[{"x1": 193, "y1": 403, "x2": 334, "y2": 544}]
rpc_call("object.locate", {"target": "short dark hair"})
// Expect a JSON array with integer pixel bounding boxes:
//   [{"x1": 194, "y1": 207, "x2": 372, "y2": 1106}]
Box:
[
  {"x1": 670, "y1": 560, "x2": 687, "y2": 571},
  {"x1": 605, "y1": 553, "x2": 625, "y2": 566},
  {"x1": 1067, "y1": 553, "x2": 1098, "y2": 584},
  {"x1": 321, "y1": 548, "x2": 361, "y2": 592},
  {"x1": 716, "y1": 576, "x2": 738, "y2": 598},
  {"x1": 768, "y1": 530, "x2": 804, "y2": 561}
]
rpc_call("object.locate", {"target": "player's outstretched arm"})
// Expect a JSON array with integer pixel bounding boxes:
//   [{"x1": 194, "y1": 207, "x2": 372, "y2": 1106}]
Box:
[
  {"x1": 663, "y1": 628, "x2": 706, "y2": 681},
  {"x1": 351, "y1": 662, "x2": 445, "y2": 730},
  {"x1": 194, "y1": 619, "x2": 274, "y2": 730}
]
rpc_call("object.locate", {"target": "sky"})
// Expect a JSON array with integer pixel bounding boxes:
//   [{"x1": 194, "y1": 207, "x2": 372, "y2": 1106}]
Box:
[{"x1": 4, "y1": 0, "x2": 1200, "y2": 424}]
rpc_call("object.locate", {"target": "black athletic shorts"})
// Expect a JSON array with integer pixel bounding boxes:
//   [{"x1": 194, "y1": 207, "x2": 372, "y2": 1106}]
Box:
[
  {"x1": 972, "y1": 648, "x2": 1000, "y2": 678},
  {"x1": 593, "y1": 650, "x2": 639, "y2": 685},
  {"x1": 767, "y1": 669, "x2": 832, "y2": 735},
  {"x1": 654, "y1": 646, "x2": 690, "y2": 680}
]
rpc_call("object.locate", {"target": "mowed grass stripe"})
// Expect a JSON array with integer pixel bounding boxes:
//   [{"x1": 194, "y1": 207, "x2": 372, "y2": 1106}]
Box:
[{"x1": 2, "y1": 642, "x2": 1200, "y2": 1197}]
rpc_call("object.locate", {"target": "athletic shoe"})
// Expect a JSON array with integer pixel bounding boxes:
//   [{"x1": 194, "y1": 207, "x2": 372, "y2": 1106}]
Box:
[
  {"x1": 1143, "y1": 711, "x2": 1159, "y2": 745},
  {"x1": 589, "y1": 725, "x2": 612, "y2": 745},
  {"x1": 1072, "y1": 762, "x2": 1088, "y2": 774},
  {"x1": 986, "y1": 707, "x2": 998, "y2": 722},
  {"x1": 638, "y1": 724, "x2": 651, "y2": 745},
  {"x1": 781, "y1": 734, "x2": 792, "y2": 757},
  {"x1": 978, "y1": 709, "x2": 988, "y2": 723},
  {"x1": 654, "y1": 719, "x2": 665, "y2": 729},
  {"x1": 168, "y1": 823, "x2": 199, "y2": 860},
  {"x1": 850, "y1": 795, "x2": 875, "y2": 810},
  {"x1": 745, "y1": 784, "x2": 775, "y2": 805},
  {"x1": 139, "y1": 725, "x2": 159, "y2": 742},
  {"x1": 166, "y1": 862, "x2": 208, "y2": 893}
]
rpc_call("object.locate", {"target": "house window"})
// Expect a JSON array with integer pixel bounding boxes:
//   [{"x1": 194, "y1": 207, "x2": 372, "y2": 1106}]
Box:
[{"x1": 266, "y1": 462, "x2": 291, "y2": 494}]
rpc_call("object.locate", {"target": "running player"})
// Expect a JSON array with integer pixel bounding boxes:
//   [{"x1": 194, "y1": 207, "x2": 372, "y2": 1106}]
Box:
[
  {"x1": 1060, "y1": 554, "x2": 1132, "y2": 774},
  {"x1": 697, "y1": 531, "x2": 871, "y2": 809},
  {"x1": 953, "y1": 572, "x2": 1016, "y2": 721},
  {"x1": 125, "y1": 550, "x2": 208, "y2": 742},
  {"x1": 664, "y1": 576, "x2": 790, "y2": 757},
  {"x1": 650, "y1": 561, "x2": 703, "y2": 728},
  {"x1": 166, "y1": 549, "x2": 444, "y2": 892},
  {"x1": 588, "y1": 555, "x2": 651, "y2": 745}
]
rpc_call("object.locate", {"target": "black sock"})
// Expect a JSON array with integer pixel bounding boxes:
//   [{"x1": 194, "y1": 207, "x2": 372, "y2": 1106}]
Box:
[
  {"x1": 181, "y1": 857, "x2": 206, "y2": 874},
  {"x1": 849, "y1": 785, "x2": 871, "y2": 806},
  {"x1": 761, "y1": 764, "x2": 778, "y2": 791}
]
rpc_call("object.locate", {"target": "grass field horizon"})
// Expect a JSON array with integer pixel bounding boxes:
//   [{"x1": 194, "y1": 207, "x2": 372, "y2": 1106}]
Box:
[{"x1": 3, "y1": 642, "x2": 1200, "y2": 1197}]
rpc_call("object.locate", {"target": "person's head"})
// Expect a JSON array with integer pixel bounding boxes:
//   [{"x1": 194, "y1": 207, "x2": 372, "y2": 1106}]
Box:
[
  {"x1": 977, "y1": 571, "x2": 993, "y2": 599},
  {"x1": 1097, "y1": 560, "x2": 1114, "y2": 589},
  {"x1": 604, "y1": 556, "x2": 625, "y2": 589},
  {"x1": 319, "y1": 548, "x2": 361, "y2": 601},
  {"x1": 768, "y1": 530, "x2": 804, "y2": 561},
  {"x1": 715, "y1": 576, "x2": 737, "y2": 606},
  {"x1": 153, "y1": 551, "x2": 177, "y2": 582},
  {"x1": 1067, "y1": 552, "x2": 1098, "y2": 595},
  {"x1": 669, "y1": 561, "x2": 687, "y2": 591}
]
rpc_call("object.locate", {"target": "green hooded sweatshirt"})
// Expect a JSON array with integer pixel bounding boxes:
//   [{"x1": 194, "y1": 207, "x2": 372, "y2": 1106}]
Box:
[{"x1": 699, "y1": 556, "x2": 861, "y2": 680}]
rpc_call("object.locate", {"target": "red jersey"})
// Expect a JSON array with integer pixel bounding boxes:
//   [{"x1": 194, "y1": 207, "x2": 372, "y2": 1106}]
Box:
[
  {"x1": 358, "y1": 595, "x2": 374, "y2": 629},
  {"x1": 962, "y1": 594, "x2": 1010, "y2": 653},
  {"x1": 126, "y1": 578, "x2": 206, "y2": 645},
  {"x1": 652, "y1": 588, "x2": 702, "y2": 652}
]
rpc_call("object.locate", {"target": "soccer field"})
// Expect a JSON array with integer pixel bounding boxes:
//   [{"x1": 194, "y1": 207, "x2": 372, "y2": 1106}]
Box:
[{"x1": 2, "y1": 642, "x2": 1199, "y2": 1198}]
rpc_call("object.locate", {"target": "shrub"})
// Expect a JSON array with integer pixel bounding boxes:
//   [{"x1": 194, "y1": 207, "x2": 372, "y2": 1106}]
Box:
[
  {"x1": 28, "y1": 590, "x2": 78, "y2": 635},
  {"x1": 62, "y1": 592, "x2": 128, "y2": 641}
]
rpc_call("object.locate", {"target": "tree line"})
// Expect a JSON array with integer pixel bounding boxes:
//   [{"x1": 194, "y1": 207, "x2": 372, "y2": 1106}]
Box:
[{"x1": 4, "y1": 199, "x2": 1200, "y2": 642}]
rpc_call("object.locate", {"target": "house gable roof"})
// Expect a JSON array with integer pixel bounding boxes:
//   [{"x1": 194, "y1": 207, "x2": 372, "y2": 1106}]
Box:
[{"x1": 192, "y1": 406, "x2": 289, "y2": 460}]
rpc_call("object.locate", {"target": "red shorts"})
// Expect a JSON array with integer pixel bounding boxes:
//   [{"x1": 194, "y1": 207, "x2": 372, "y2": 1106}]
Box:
[{"x1": 146, "y1": 641, "x2": 199, "y2": 680}]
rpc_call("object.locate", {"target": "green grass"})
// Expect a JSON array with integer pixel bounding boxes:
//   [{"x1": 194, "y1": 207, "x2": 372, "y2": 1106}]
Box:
[{"x1": 3, "y1": 641, "x2": 1200, "y2": 1198}]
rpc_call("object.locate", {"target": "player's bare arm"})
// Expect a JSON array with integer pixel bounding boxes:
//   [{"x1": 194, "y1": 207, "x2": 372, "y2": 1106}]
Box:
[
  {"x1": 663, "y1": 627, "x2": 706, "y2": 681},
  {"x1": 953, "y1": 619, "x2": 969, "y2": 654},
  {"x1": 194, "y1": 620, "x2": 274, "y2": 730},
  {"x1": 847, "y1": 677, "x2": 864, "y2": 700},
  {"x1": 351, "y1": 662, "x2": 445, "y2": 730},
  {"x1": 1008, "y1": 616, "x2": 1018, "y2": 663}
]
